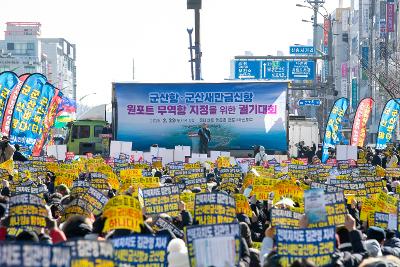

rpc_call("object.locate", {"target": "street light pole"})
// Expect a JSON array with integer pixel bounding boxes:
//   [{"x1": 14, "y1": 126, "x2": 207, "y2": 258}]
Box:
[
  {"x1": 194, "y1": 8, "x2": 201, "y2": 80},
  {"x1": 79, "y1": 92, "x2": 97, "y2": 102},
  {"x1": 187, "y1": 0, "x2": 202, "y2": 80}
]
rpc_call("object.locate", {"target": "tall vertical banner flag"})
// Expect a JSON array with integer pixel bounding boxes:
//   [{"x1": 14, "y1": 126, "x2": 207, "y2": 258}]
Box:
[
  {"x1": 376, "y1": 99, "x2": 400, "y2": 149},
  {"x1": 32, "y1": 89, "x2": 63, "y2": 156},
  {"x1": 9, "y1": 73, "x2": 47, "y2": 154},
  {"x1": 1, "y1": 74, "x2": 30, "y2": 136},
  {"x1": 0, "y1": 72, "x2": 19, "y2": 128},
  {"x1": 387, "y1": 2, "x2": 395, "y2": 32},
  {"x1": 351, "y1": 98, "x2": 374, "y2": 147},
  {"x1": 322, "y1": 98, "x2": 349, "y2": 163},
  {"x1": 323, "y1": 18, "x2": 330, "y2": 46}
]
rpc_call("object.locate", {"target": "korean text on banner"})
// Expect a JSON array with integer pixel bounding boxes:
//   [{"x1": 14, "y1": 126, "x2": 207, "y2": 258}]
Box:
[
  {"x1": 9, "y1": 74, "x2": 48, "y2": 154},
  {"x1": 185, "y1": 223, "x2": 241, "y2": 267},
  {"x1": 322, "y1": 98, "x2": 349, "y2": 163},
  {"x1": 112, "y1": 234, "x2": 169, "y2": 267},
  {"x1": 194, "y1": 192, "x2": 236, "y2": 224},
  {"x1": 0, "y1": 72, "x2": 18, "y2": 128},
  {"x1": 276, "y1": 226, "x2": 336, "y2": 267},
  {"x1": 351, "y1": 98, "x2": 373, "y2": 147},
  {"x1": 1, "y1": 73, "x2": 29, "y2": 136},
  {"x1": 114, "y1": 82, "x2": 288, "y2": 152},
  {"x1": 376, "y1": 99, "x2": 400, "y2": 149}
]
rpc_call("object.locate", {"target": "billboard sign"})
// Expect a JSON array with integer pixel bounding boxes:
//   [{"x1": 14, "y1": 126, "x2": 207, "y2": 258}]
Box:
[
  {"x1": 289, "y1": 46, "x2": 315, "y2": 55},
  {"x1": 114, "y1": 82, "x2": 288, "y2": 152},
  {"x1": 234, "y1": 60, "x2": 261, "y2": 79},
  {"x1": 298, "y1": 99, "x2": 321, "y2": 106},
  {"x1": 288, "y1": 61, "x2": 315, "y2": 80},
  {"x1": 262, "y1": 60, "x2": 288, "y2": 80}
]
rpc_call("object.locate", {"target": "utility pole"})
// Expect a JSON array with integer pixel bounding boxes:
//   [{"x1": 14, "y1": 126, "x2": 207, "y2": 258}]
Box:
[
  {"x1": 369, "y1": 0, "x2": 376, "y2": 142},
  {"x1": 187, "y1": 0, "x2": 202, "y2": 80}
]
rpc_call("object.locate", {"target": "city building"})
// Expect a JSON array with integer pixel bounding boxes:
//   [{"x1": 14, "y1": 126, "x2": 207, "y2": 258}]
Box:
[{"x1": 0, "y1": 22, "x2": 76, "y2": 99}]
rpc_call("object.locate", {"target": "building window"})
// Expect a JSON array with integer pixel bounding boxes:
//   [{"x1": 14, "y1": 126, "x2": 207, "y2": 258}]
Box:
[
  {"x1": 7, "y1": 43, "x2": 14, "y2": 50},
  {"x1": 27, "y1": 43, "x2": 34, "y2": 50},
  {"x1": 94, "y1": 126, "x2": 103, "y2": 137},
  {"x1": 72, "y1": 125, "x2": 90, "y2": 139}
]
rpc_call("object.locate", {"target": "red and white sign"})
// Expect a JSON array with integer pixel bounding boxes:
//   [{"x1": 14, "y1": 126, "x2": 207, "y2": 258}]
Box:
[
  {"x1": 351, "y1": 98, "x2": 374, "y2": 147},
  {"x1": 65, "y1": 152, "x2": 75, "y2": 160}
]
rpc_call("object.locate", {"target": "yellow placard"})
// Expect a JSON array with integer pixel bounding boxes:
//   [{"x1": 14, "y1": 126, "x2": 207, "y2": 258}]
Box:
[
  {"x1": 234, "y1": 194, "x2": 252, "y2": 217},
  {"x1": 103, "y1": 195, "x2": 143, "y2": 233}
]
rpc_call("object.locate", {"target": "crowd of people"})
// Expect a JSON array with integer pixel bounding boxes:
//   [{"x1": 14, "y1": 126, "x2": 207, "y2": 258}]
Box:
[{"x1": 0, "y1": 138, "x2": 400, "y2": 267}]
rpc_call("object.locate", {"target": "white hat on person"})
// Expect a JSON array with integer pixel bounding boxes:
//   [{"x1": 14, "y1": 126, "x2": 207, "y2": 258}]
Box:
[{"x1": 167, "y1": 238, "x2": 190, "y2": 267}]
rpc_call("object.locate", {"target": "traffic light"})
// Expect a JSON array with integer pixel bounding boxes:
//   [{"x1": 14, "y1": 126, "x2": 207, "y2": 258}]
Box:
[{"x1": 187, "y1": 0, "x2": 202, "y2": 9}]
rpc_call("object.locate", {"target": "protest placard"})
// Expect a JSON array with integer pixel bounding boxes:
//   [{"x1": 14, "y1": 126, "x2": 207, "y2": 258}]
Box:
[
  {"x1": 273, "y1": 181, "x2": 305, "y2": 207},
  {"x1": 103, "y1": 195, "x2": 143, "y2": 233},
  {"x1": 194, "y1": 192, "x2": 236, "y2": 224},
  {"x1": 360, "y1": 197, "x2": 377, "y2": 221},
  {"x1": 309, "y1": 192, "x2": 346, "y2": 227},
  {"x1": 310, "y1": 182, "x2": 341, "y2": 193},
  {"x1": 304, "y1": 188, "x2": 327, "y2": 224},
  {"x1": 333, "y1": 182, "x2": 367, "y2": 196},
  {"x1": 385, "y1": 168, "x2": 400, "y2": 178},
  {"x1": 111, "y1": 234, "x2": 169, "y2": 267},
  {"x1": 82, "y1": 186, "x2": 109, "y2": 216},
  {"x1": 219, "y1": 167, "x2": 242, "y2": 192},
  {"x1": 15, "y1": 183, "x2": 48, "y2": 196},
  {"x1": 217, "y1": 156, "x2": 231, "y2": 168},
  {"x1": 271, "y1": 208, "x2": 302, "y2": 228},
  {"x1": 180, "y1": 192, "x2": 195, "y2": 216},
  {"x1": 65, "y1": 240, "x2": 114, "y2": 266},
  {"x1": 173, "y1": 168, "x2": 204, "y2": 183},
  {"x1": 276, "y1": 226, "x2": 336, "y2": 267},
  {"x1": 182, "y1": 177, "x2": 207, "y2": 191},
  {"x1": 374, "y1": 212, "x2": 389, "y2": 229},
  {"x1": 184, "y1": 162, "x2": 202, "y2": 170},
  {"x1": 167, "y1": 162, "x2": 184, "y2": 176},
  {"x1": 0, "y1": 242, "x2": 71, "y2": 267},
  {"x1": 62, "y1": 198, "x2": 92, "y2": 221},
  {"x1": 185, "y1": 223, "x2": 240, "y2": 267},
  {"x1": 9, "y1": 193, "x2": 48, "y2": 229},
  {"x1": 317, "y1": 165, "x2": 332, "y2": 181},
  {"x1": 288, "y1": 164, "x2": 308, "y2": 179},
  {"x1": 252, "y1": 177, "x2": 279, "y2": 200},
  {"x1": 141, "y1": 185, "x2": 180, "y2": 217},
  {"x1": 120, "y1": 168, "x2": 143, "y2": 180},
  {"x1": 234, "y1": 194, "x2": 252, "y2": 217},
  {"x1": 153, "y1": 216, "x2": 184, "y2": 239},
  {"x1": 120, "y1": 176, "x2": 160, "y2": 195}
]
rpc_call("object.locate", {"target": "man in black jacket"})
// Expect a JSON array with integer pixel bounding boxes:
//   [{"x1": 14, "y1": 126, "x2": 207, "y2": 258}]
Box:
[
  {"x1": 198, "y1": 123, "x2": 211, "y2": 154},
  {"x1": 13, "y1": 144, "x2": 28, "y2": 162}
]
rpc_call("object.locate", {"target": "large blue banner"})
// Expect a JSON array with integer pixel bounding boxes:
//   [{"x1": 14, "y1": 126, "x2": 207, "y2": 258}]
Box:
[
  {"x1": 322, "y1": 98, "x2": 349, "y2": 163},
  {"x1": 9, "y1": 74, "x2": 47, "y2": 154},
  {"x1": 114, "y1": 82, "x2": 288, "y2": 151},
  {"x1": 376, "y1": 99, "x2": 400, "y2": 149},
  {"x1": 0, "y1": 72, "x2": 19, "y2": 126}
]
